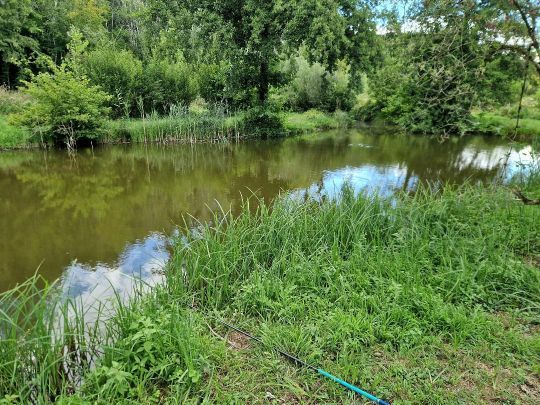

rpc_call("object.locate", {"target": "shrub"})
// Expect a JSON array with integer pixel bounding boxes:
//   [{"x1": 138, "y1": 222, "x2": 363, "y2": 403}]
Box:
[
  {"x1": 195, "y1": 63, "x2": 228, "y2": 103},
  {"x1": 324, "y1": 60, "x2": 355, "y2": 111},
  {"x1": 82, "y1": 47, "x2": 143, "y2": 118},
  {"x1": 290, "y1": 56, "x2": 326, "y2": 110},
  {"x1": 369, "y1": 30, "x2": 483, "y2": 135},
  {"x1": 0, "y1": 115, "x2": 32, "y2": 148},
  {"x1": 243, "y1": 106, "x2": 284, "y2": 138},
  {"x1": 140, "y1": 59, "x2": 197, "y2": 115},
  {"x1": 17, "y1": 66, "x2": 111, "y2": 147},
  {"x1": 272, "y1": 55, "x2": 355, "y2": 112}
]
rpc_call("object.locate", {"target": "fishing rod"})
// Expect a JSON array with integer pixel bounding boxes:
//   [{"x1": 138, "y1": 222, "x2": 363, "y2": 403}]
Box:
[{"x1": 219, "y1": 319, "x2": 391, "y2": 405}]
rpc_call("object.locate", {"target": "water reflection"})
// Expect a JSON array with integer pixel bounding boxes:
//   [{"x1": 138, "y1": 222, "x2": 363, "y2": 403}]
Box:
[
  {"x1": 57, "y1": 233, "x2": 168, "y2": 323},
  {"x1": 0, "y1": 129, "x2": 535, "y2": 294}
]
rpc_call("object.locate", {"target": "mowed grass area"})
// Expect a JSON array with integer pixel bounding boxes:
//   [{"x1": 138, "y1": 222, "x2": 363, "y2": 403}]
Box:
[{"x1": 2, "y1": 173, "x2": 539, "y2": 403}]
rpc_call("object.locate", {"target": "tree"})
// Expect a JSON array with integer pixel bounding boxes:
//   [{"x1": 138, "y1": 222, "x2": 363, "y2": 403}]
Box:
[
  {"x1": 16, "y1": 30, "x2": 111, "y2": 149},
  {"x1": 145, "y1": 0, "x2": 378, "y2": 106},
  {"x1": 0, "y1": 0, "x2": 40, "y2": 87},
  {"x1": 484, "y1": 0, "x2": 540, "y2": 77},
  {"x1": 371, "y1": 1, "x2": 489, "y2": 134},
  {"x1": 17, "y1": 65, "x2": 111, "y2": 149},
  {"x1": 370, "y1": 0, "x2": 537, "y2": 134}
]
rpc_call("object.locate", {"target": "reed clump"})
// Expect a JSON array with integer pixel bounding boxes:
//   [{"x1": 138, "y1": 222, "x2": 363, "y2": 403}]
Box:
[{"x1": 103, "y1": 104, "x2": 245, "y2": 144}]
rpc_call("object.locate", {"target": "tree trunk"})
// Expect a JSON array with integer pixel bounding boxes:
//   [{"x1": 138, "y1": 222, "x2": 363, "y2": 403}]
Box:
[
  {"x1": 258, "y1": 61, "x2": 269, "y2": 104},
  {"x1": 0, "y1": 55, "x2": 10, "y2": 88}
]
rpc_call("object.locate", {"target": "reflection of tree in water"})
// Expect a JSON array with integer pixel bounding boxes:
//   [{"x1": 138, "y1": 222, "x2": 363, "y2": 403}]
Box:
[
  {"x1": 17, "y1": 170, "x2": 124, "y2": 219},
  {"x1": 276, "y1": 130, "x2": 510, "y2": 192},
  {"x1": 0, "y1": 131, "x2": 524, "y2": 290}
]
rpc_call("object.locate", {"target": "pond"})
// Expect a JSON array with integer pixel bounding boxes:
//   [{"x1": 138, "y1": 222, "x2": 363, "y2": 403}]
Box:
[{"x1": 0, "y1": 129, "x2": 534, "y2": 300}]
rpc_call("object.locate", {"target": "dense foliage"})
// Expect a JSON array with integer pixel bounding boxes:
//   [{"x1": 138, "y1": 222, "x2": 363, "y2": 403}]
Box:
[
  {"x1": 0, "y1": 0, "x2": 539, "y2": 140},
  {"x1": 16, "y1": 65, "x2": 110, "y2": 147},
  {"x1": 365, "y1": 0, "x2": 539, "y2": 135}
]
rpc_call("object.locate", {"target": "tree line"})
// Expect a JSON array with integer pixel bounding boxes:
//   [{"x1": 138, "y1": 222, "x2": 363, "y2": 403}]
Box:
[{"x1": 0, "y1": 0, "x2": 538, "y2": 143}]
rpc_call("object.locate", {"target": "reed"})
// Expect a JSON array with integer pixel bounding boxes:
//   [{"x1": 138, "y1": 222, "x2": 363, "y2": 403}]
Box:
[{"x1": 103, "y1": 104, "x2": 245, "y2": 145}]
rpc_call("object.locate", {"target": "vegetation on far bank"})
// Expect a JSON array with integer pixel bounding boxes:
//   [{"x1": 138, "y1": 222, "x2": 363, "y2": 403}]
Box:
[
  {"x1": 1, "y1": 168, "x2": 539, "y2": 403},
  {"x1": 1, "y1": 1, "x2": 540, "y2": 148}
]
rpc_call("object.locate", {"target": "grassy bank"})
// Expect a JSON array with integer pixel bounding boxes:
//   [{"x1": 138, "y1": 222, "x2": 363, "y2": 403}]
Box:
[
  {"x1": 102, "y1": 109, "x2": 353, "y2": 144},
  {"x1": 0, "y1": 116, "x2": 33, "y2": 149},
  {"x1": 1, "y1": 172, "x2": 539, "y2": 403},
  {"x1": 0, "y1": 109, "x2": 354, "y2": 149},
  {"x1": 471, "y1": 96, "x2": 540, "y2": 139},
  {"x1": 473, "y1": 113, "x2": 540, "y2": 139},
  {"x1": 282, "y1": 109, "x2": 353, "y2": 133},
  {"x1": 102, "y1": 113, "x2": 245, "y2": 144}
]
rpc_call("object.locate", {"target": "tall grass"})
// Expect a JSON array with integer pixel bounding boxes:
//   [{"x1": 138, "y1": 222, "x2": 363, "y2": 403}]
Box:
[
  {"x1": 0, "y1": 87, "x2": 31, "y2": 115},
  {"x1": 0, "y1": 115, "x2": 33, "y2": 149},
  {"x1": 103, "y1": 108, "x2": 353, "y2": 145},
  {"x1": 0, "y1": 87, "x2": 33, "y2": 149},
  {"x1": 103, "y1": 104, "x2": 245, "y2": 144},
  {"x1": 1, "y1": 176, "x2": 539, "y2": 402},
  {"x1": 282, "y1": 109, "x2": 353, "y2": 133},
  {"x1": 472, "y1": 95, "x2": 540, "y2": 138},
  {"x1": 0, "y1": 276, "x2": 106, "y2": 402}
]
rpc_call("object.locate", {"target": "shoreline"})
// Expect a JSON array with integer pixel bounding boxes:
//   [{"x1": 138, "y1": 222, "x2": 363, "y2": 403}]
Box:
[{"x1": 1, "y1": 176, "x2": 539, "y2": 402}]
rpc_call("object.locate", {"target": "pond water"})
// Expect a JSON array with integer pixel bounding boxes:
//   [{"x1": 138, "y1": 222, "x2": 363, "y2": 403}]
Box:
[{"x1": 0, "y1": 129, "x2": 535, "y2": 300}]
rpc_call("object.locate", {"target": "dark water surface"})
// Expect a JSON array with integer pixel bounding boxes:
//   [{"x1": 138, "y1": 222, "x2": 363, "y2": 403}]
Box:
[{"x1": 0, "y1": 129, "x2": 534, "y2": 296}]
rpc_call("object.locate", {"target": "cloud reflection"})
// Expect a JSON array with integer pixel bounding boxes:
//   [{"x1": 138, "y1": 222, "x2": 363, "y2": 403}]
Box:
[{"x1": 57, "y1": 233, "x2": 168, "y2": 323}]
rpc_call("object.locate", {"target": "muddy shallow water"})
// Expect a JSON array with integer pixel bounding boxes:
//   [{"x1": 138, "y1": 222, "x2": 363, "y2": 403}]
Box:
[{"x1": 0, "y1": 129, "x2": 534, "y2": 298}]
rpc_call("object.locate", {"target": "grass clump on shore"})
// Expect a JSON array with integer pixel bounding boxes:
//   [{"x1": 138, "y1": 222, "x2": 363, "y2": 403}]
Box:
[
  {"x1": 102, "y1": 109, "x2": 353, "y2": 145},
  {"x1": 103, "y1": 108, "x2": 245, "y2": 144},
  {"x1": 2, "y1": 173, "x2": 539, "y2": 403},
  {"x1": 283, "y1": 109, "x2": 353, "y2": 133},
  {"x1": 0, "y1": 116, "x2": 32, "y2": 149}
]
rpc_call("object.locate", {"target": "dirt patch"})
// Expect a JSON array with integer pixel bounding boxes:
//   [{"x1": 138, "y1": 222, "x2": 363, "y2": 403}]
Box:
[
  {"x1": 516, "y1": 374, "x2": 540, "y2": 399},
  {"x1": 227, "y1": 330, "x2": 252, "y2": 350},
  {"x1": 525, "y1": 255, "x2": 540, "y2": 268}
]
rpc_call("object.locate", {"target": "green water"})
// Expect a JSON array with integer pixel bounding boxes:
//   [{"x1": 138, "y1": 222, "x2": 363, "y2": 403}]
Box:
[{"x1": 0, "y1": 129, "x2": 534, "y2": 295}]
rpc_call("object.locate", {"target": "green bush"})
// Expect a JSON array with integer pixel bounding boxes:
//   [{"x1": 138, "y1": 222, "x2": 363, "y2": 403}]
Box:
[
  {"x1": 476, "y1": 55, "x2": 523, "y2": 107},
  {"x1": 140, "y1": 58, "x2": 198, "y2": 115},
  {"x1": 195, "y1": 63, "x2": 228, "y2": 103},
  {"x1": 324, "y1": 60, "x2": 355, "y2": 111},
  {"x1": 17, "y1": 66, "x2": 111, "y2": 147},
  {"x1": 82, "y1": 47, "x2": 143, "y2": 118},
  {"x1": 0, "y1": 115, "x2": 32, "y2": 148},
  {"x1": 243, "y1": 106, "x2": 284, "y2": 138},
  {"x1": 272, "y1": 55, "x2": 355, "y2": 112},
  {"x1": 289, "y1": 56, "x2": 326, "y2": 110}
]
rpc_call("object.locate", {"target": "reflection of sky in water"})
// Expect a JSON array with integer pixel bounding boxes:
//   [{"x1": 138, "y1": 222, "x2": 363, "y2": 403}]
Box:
[
  {"x1": 290, "y1": 164, "x2": 417, "y2": 201},
  {"x1": 292, "y1": 143, "x2": 536, "y2": 201},
  {"x1": 58, "y1": 233, "x2": 168, "y2": 322},
  {"x1": 458, "y1": 145, "x2": 537, "y2": 176},
  {"x1": 53, "y1": 141, "x2": 537, "y2": 315}
]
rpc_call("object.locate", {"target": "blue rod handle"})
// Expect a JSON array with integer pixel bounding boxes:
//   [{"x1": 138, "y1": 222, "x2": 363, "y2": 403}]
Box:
[{"x1": 317, "y1": 369, "x2": 390, "y2": 405}]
